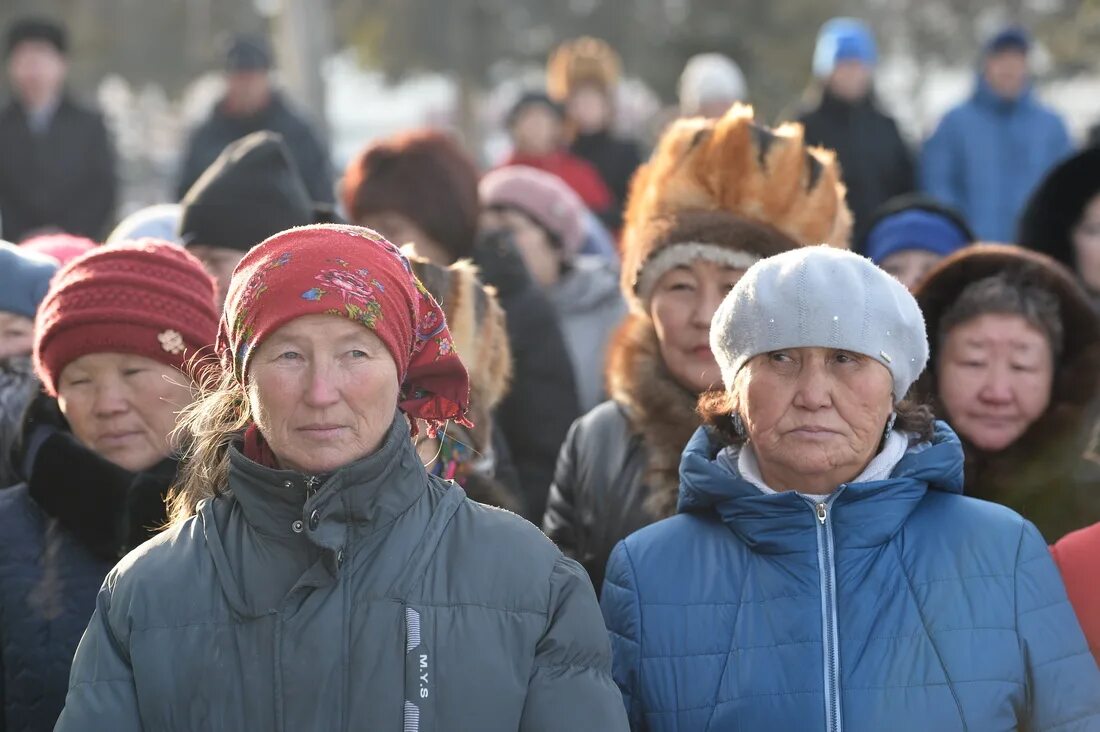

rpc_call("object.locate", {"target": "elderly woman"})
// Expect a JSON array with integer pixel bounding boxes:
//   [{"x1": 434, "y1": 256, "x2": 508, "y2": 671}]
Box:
[
  {"x1": 55, "y1": 224, "x2": 626, "y2": 731},
  {"x1": 913, "y1": 244, "x2": 1100, "y2": 541},
  {"x1": 0, "y1": 240, "x2": 218, "y2": 731},
  {"x1": 602, "y1": 246, "x2": 1100, "y2": 730}
]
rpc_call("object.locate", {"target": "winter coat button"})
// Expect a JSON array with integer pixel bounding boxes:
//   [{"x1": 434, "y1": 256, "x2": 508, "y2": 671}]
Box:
[
  {"x1": 309, "y1": 511, "x2": 320, "y2": 530},
  {"x1": 291, "y1": 520, "x2": 304, "y2": 533},
  {"x1": 283, "y1": 480, "x2": 293, "y2": 489}
]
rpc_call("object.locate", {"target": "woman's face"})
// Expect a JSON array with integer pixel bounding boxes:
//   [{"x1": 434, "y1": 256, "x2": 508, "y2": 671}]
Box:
[
  {"x1": 567, "y1": 85, "x2": 612, "y2": 134},
  {"x1": 57, "y1": 353, "x2": 193, "y2": 472},
  {"x1": 479, "y1": 207, "x2": 561, "y2": 288},
  {"x1": 879, "y1": 249, "x2": 944, "y2": 292},
  {"x1": 737, "y1": 347, "x2": 895, "y2": 493},
  {"x1": 510, "y1": 105, "x2": 563, "y2": 157},
  {"x1": 357, "y1": 211, "x2": 451, "y2": 266},
  {"x1": 1072, "y1": 192, "x2": 1100, "y2": 292},
  {"x1": 247, "y1": 314, "x2": 400, "y2": 475},
  {"x1": 0, "y1": 312, "x2": 34, "y2": 361},
  {"x1": 650, "y1": 261, "x2": 744, "y2": 394},
  {"x1": 937, "y1": 313, "x2": 1054, "y2": 452}
]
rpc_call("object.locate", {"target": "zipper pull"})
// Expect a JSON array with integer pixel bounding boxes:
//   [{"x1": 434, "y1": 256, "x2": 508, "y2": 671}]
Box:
[
  {"x1": 816, "y1": 502, "x2": 827, "y2": 525},
  {"x1": 305, "y1": 475, "x2": 320, "y2": 496}
]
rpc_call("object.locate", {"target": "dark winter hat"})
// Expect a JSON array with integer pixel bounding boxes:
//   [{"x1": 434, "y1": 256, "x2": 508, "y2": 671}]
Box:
[
  {"x1": 341, "y1": 129, "x2": 481, "y2": 262},
  {"x1": 507, "y1": 92, "x2": 565, "y2": 129},
  {"x1": 863, "y1": 194, "x2": 975, "y2": 265},
  {"x1": 985, "y1": 25, "x2": 1031, "y2": 56},
  {"x1": 178, "y1": 131, "x2": 315, "y2": 253},
  {"x1": 225, "y1": 34, "x2": 272, "y2": 72},
  {"x1": 1019, "y1": 147, "x2": 1100, "y2": 277},
  {"x1": 5, "y1": 17, "x2": 67, "y2": 57},
  {"x1": 34, "y1": 239, "x2": 218, "y2": 396},
  {"x1": 0, "y1": 241, "x2": 58, "y2": 319}
]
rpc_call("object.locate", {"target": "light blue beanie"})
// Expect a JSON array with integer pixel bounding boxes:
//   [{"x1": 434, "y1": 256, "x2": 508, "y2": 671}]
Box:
[
  {"x1": 710, "y1": 246, "x2": 928, "y2": 398},
  {"x1": 813, "y1": 17, "x2": 878, "y2": 78},
  {"x1": 0, "y1": 242, "x2": 59, "y2": 319}
]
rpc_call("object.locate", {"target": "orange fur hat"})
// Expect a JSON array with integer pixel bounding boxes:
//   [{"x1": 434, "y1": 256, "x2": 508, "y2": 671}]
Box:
[{"x1": 547, "y1": 36, "x2": 622, "y2": 101}]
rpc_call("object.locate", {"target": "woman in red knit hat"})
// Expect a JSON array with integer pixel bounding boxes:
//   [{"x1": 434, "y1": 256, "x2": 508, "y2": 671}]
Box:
[
  {"x1": 0, "y1": 239, "x2": 219, "y2": 731},
  {"x1": 54, "y1": 224, "x2": 627, "y2": 731}
]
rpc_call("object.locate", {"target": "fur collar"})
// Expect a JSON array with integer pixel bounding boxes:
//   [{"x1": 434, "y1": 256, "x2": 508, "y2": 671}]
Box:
[{"x1": 607, "y1": 313, "x2": 701, "y2": 519}]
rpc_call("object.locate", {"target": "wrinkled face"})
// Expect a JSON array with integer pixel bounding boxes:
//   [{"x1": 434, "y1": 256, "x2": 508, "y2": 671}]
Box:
[
  {"x1": 247, "y1": 314, "x2": 400, "y2": 474},
  {"x1": 984, "y1": 50, "x2": 1029, "y2": 100},
  {"x1": 0, "y1": 312, "x2": 35, "y2": 361},
  {"x1": 879, "y1": 249, "x2": 944, "y2": 292},
  {"x1": 1072, "y1": 193, "x2": 1100, "y2": 292},
  {"x1": 479, "y1": 207, "x2": 561, "y2": 288},
  {"x1": 827, "y1": 60, "x2": 872, "y2": 102},
  {"x1": 57, "y1": 353, "x2": 193, "y2": 472},
  {"x1": 737, "y1": 347, "x2": 895, "y2": 492},
  {"x1": 650, "y1": 260, "x2": 744, "y2": 394},
  {"x1": 187, "y1": 244, "x2": 246, "y2": 305},
  {"x1": 224, "y1": 70, "x2": 271, "y2": 115},
  {"x1": 510, "y1": 105, "x2": 563, "y2": 157},
  {"x1": 356, "y1": 211, "x2": 450, "y2": 266},
  {"x1": 7, "y1": 40, "x2": 67, "y2": 110},
  {"x1": 938, "y1": 313, "x2": 1054, "y2": 452},
  {"x1": 567, "y1": 85, "x2": 612, "y2": 133}
]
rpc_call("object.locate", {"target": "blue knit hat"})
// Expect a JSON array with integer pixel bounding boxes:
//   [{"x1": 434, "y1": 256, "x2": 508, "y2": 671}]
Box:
[
  {"x1": 0, "y1": 242, "x2": 58, "y2": 319},
  {"x1": 864, "y1": 209, "x2": 972, "y2": 265},
  {"x1": 813, "y1": 17, "x2": 877, "y2": 78},
  {"x1": 985, "y1": 25, "x2": 1031, "y2": 56}
]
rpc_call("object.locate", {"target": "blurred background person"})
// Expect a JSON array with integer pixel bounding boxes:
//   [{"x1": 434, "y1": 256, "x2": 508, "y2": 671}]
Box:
[
  {"x1": 914, "y1": 244, "x2": 1100, "y2": 542},
  {"x1": 0, "y1": 17, "x2": 115, "y2": 242},
  {"x1": 677, "y1": 53, "x2": 749, "y2": 119},
  {"x1": 179, "y1": 131, "x2": 323, "y2": 303},
  {"x1": 18, "y1": 232, "x2": 96, "y2": 265},
  {"x1": 1019, "y1": 146, "x2": 1100, "y2": 308},
  {"x1": 921, "y1": 26, "x2": 1072, "y2": 243},
  {"x1": 0, "y1": 242, "x2": 57, "y2": 489},
  {"x1": 548, "y1": 37, "x2": 643, "y2": 233},
  {"x1": 480, "y1": 165, "x2": 626, "y2": 412},
  {"x1": 175, "y1": 34, "x2": 334, "y2": 205},
  {"x1": 796, "y1": 17, "x2": 913, "y2": 247},
  {"x1": 0, "y1": 240, "x2": 217, "y2": 731},
  {"x1": 543, "y1": 107, "x2": 851, "y2": 594},
  {"x1": 105, "y1": 204, "x2": 182, "y2": 245},
  {"x1": 342, "y1": 129, "x2": 581, "y2": 520},
  {"x1": 862, "y1": 194, "x2": 975, "y2": 291},
  {"x1": 1052, "y1": 521, "x2": 1100, "y2": 665}
]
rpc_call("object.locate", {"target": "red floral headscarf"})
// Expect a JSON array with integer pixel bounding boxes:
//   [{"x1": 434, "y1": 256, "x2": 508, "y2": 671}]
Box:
[{"x1": 218, "y1": 224, "x2": 472, "y2": 436}]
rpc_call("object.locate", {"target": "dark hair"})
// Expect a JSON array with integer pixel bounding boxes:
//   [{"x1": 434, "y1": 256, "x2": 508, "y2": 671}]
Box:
[
  {"x1": 506, "y1": 91, "x2": 565, "y2": 129},
  {"x1": 341, "y1": 129, "x2": 481, "y2": 261},
  {"x1": 6, "y1": 17, "x2": 67, "y2": 57},
  {"x1": 938, "y1": 271, "x2": 1064, "y2": 359},
  {"x1": 697, "y1": 389, "x2": 935, "y2": 448}
]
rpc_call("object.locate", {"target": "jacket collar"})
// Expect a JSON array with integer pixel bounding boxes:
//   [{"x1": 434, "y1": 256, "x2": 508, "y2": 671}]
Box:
[
  {"x1": 973, "y1": 76, "x2": 1033, "y2": 112},
  {"x1": 677, "y1": 421, "x2": 965, "y2": 553},
  {"x1": 226, "y1": 411, "x2": 426, "y2": 551}
]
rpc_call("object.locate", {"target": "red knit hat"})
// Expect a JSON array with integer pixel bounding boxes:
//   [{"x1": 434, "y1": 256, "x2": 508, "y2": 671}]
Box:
[
  {"x1": 34, "y1": 239, "x2": 219, "y2": 396},
  {"x1": 219, "y1": 224, "x2": 472, "y2": 436}
]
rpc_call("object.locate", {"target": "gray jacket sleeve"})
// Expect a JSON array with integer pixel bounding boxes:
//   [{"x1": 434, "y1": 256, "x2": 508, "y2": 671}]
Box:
[
  {"x1": 519, "y1": 556, "x2": 630, "y2": 731},
  {"x1": 54, "y1": 582, "x2": 143, "y2": 732}
]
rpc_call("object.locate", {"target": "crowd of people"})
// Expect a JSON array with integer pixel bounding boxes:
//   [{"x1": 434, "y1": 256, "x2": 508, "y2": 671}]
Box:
[{"x1": 2, "y1": 10, "x2": 1100, "y2": 731}]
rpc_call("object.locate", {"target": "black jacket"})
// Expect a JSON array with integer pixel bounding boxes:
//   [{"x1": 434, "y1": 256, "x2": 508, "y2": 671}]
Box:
[
  {"x1": 0, "y1": 95, "x2": 116, "y2": 241},
  {"x1": 472, "y1": 230, "x2": 581, "y2": 521},
  {"x1": 176, "y1": 93, "x2": 334, "y2": 204},
  {"x1": 571, "y1": 130, "x2": 642, "y2": 232},
  {"x1": 798, "y1": 90, "x2": 914, "y2": 247}
]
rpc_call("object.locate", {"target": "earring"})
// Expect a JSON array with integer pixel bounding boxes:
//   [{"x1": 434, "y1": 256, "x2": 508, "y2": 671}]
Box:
[
  {"x1": 884, "y1": 411, "x2": 897, "y2": 437},
  {"x1": 732, "y1": 413, "x2": 747, "y2": 439}
]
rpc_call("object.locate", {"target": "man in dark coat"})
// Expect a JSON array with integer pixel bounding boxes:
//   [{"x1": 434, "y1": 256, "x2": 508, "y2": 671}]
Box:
[
  {"x1": 175, "y1": 35, "x2": 333, "y2": 205},
  {"x1": 0, "y1": 18, "x2": 116, "y2": 242},
  {"x1": 797, "y1": 17, "x2": 914, "y2": 249}
]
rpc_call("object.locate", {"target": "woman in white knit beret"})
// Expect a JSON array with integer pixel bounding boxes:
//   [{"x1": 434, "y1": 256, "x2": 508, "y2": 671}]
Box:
[{"x1": 601, "y1": 245, "x2": 1100, "y2": 731}]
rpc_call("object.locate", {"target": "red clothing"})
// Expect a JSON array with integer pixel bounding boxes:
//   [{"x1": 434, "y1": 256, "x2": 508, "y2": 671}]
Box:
[
  {"x1": 1052, "y1": 522, "x2": 1100, "y2": 666},
  {"x1": 502, "y1": 150, "x2": 613, "y2": 216}
]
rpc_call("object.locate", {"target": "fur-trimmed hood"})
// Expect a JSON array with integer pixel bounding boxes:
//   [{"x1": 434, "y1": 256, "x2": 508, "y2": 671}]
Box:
[{"x1": 913, "y1": 243, "x2": 1100, "y2": 540}]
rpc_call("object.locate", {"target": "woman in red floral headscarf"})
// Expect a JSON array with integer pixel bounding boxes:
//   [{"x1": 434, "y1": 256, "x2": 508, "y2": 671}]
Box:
[{"x1": 54, "y1": 225, "x2": 628, "y2": 732}]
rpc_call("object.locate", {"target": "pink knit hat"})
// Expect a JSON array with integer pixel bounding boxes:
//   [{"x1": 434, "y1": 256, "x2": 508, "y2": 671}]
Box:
[{"x1": 479, "y1": 165, "x2": 587, "y2": 258}]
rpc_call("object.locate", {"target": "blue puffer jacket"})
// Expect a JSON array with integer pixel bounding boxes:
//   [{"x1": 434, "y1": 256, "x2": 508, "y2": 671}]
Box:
[
  {"x1": 602, "y1": 424, "x2": 1100, "y2": 731},
  {"x1": 920, "y1": 78, "x2": 1072, "y2": 243}
]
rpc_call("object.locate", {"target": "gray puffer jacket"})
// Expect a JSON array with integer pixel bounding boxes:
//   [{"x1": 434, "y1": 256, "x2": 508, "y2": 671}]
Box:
[{"x1": 55, "y1": 414, "x2": 627, "y2": 731}]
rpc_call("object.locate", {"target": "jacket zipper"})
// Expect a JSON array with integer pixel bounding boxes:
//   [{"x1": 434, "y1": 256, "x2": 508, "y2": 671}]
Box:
[
  {"x1": 810, "y1": 494, "x2": 843, "y2": 732},
  {"x1": 305, "y1": 475, "x2": 320, "y2": 497}
]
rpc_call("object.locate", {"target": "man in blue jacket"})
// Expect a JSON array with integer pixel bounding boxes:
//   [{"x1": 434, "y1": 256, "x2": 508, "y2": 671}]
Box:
[{"x1": 921, "y1": 26, "x2": 1072, "y2": 242}]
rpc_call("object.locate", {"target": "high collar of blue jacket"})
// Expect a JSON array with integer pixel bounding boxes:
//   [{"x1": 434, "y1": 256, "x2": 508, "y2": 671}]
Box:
[
  {"x1": 972, "y1": 75, "x2": 1035, "y2": 113},
  {"x1": 225, "y1": 411, "x2": 426, "y2": 548},
  {"x1": 677, "y1": 421, "x2": 965, "y2": 554}
]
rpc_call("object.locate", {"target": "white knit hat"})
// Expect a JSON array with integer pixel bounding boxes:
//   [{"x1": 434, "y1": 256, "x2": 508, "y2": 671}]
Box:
[
  {"x1": 678, "y1": 53, "x2": 748, "y2": 116},
  {"x1": 710, "y1": 245, "x2": 928, "y2": 397}
]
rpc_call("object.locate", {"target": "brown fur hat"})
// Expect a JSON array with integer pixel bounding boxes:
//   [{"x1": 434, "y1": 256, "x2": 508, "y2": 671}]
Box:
[
  {"x1": 547, "y1": 36, "x2": 622, "y2": 101},
  {"x1": 621, "y1": 104, "x2": 852, "y2": 312}
]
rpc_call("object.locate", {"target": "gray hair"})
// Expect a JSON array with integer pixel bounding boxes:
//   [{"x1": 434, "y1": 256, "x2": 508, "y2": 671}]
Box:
[{"x1": 938, "y1": 272, "x2": 1063, "y2": 359}]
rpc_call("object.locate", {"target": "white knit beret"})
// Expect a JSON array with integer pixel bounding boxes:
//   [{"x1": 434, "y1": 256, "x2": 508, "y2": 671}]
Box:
[{"x1": 710, "y1": 245, "x2": 929, "y2": 397}]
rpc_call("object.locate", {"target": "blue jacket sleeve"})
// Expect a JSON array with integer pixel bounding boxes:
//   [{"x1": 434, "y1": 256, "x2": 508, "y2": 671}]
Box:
[
  {"x1": 920, "y1": 114, "x2": 964, "y2": 212},
  {"x1": 54, "y1": 581, "x2": 143, "y2": 732},
  {"x1": 602, "y1": 541, "x2": 646, "y2": 731},
  {"x1": 1015, "y1": 521, "x2": 1100, "y2": 731}
]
